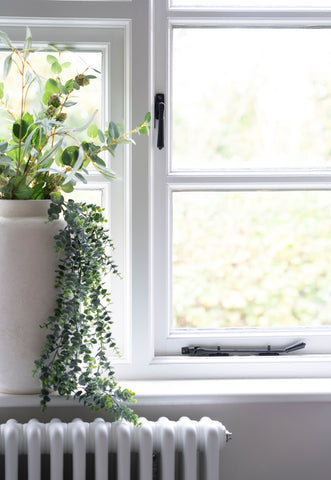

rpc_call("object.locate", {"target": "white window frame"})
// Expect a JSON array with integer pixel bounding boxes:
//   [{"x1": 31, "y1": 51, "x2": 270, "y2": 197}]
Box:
[
  {"x1": 146, "y1": 2, "x2": 331, "y2": 380},
  {"x1": 3, "y1": 2, "x2": 331, "y2": 382}
]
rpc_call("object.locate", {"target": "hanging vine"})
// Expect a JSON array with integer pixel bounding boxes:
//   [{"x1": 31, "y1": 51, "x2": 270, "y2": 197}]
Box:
[{"x1": 33, "y1": 194, "x2": 137, "y2": 424}]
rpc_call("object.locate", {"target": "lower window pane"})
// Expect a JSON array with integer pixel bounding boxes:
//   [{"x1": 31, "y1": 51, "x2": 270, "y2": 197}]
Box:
[{"x1": 172, "y1": 191, "x2": 331, "y2": 329}]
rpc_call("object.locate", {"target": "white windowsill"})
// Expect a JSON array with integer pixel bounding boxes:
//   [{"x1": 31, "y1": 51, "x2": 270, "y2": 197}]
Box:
[{"x1": 0, "y1": 378, "x2": 330, "y2": 408}]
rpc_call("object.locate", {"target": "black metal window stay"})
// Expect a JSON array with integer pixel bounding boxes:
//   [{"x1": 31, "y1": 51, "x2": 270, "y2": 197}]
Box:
[{"x1": 181, "y1": 342, "x2": 306, "y2": 357}]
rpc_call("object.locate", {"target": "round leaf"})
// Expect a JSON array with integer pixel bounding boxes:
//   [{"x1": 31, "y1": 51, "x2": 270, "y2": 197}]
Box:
[
  {"x1": 87, "y1": 124, "x2": 98, "y2": 138},
  {"x1": 47, "y1": 54, "x2": 58, "y2": 65},
  {"x1": 45, "y1": 78, "x2": 58, "y2": 94},
  {"x1": 61, "y1": 146, "x2": 80, "y2": 167},
  {"x1": 51, "y1": 62, "x2": 62, "y2": 75},
  {"x1": 61, "y1": 182, "x2": 74, "y2": 193}
]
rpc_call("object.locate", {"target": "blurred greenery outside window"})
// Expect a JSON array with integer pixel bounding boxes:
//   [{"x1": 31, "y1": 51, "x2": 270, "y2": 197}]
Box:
[{"x1": 171, "y1": 26, "x2": 331, "y2": 331}]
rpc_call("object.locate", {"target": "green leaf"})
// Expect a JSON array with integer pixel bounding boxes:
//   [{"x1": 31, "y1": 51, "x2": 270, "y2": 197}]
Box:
[
  {"x1": 45, "y1": 78, "x2": 58, "y2": 93},
  {"x1": 47, "y1": 54, "x2": 58, "y2": 64},
  {"x1": 50, "y1": 191, "x2": 63, "y2": 203},
  {"x1": 38, "y1": 139, "x2": 63, "y2": 167},
  {"x1": 22, "y1": 128, "x2": 37, "y2": 158},
  {"x1": 63, "y1": 101, "x2": 76, "y2": 107},
  {"x1": 73, "y1": 172, "x2": 87, "y2": 184},
  {"x1": 93, "y1": 163, "x2": 116, "y2": 180},
  {"x1": 117, "y1": 138, "x2": 134, "y2": 145},
  {"x1": 62, "y1": 62, "x2": 71, "y2": 68},
  {"x1": 31, "y1": 183, "x2": 47, "y2": 199},
  {"x1": 51, "y1": 62, "x2": 62, "y2": 74},
  {"x1": 108, "y1": 121, "x2": 120, "y2": 140},
  {"x1": 23, "y1": 27, "x2": 32, "y2": 58},
  {"x1": 0, "y1": 82, "x2": 3, "y2": 99},
  {"x1": 42, "y1": 92, "x2": 50, "y2": 105},
  {"x1": 144, "y1": 112, "x2": 151, "y2": 123},
  {"x1": 87, "y1": 124, "x2": 98, "y2": 138},
  {"x1": 0, "y1": 141, "x2": 8, "y2": 153},
  {"x1": 61, "y1": 146, "x2": 80, "y2": 167},
  {"x1": 90, "y1": 155, "x2": 105, "y2": 167},
  {"x1": 57, "y1": 79, "x2": 68, "y2": 95},
  {"x1": 3, "y1": 55, "x2": 12, "y2": 79},
  {"x1": 12, "y1": 113, "x2": 34, "y2": 142},
  {"x1": 14, "y1": 180, "x2": 34, "y2": 200},
  {"x1": 61, "y1": 181, "x2": 74, "y2": 193},
  {"x1": 0, "y1": 157, "x2": 13, "y2": 167},
  {"x1": 43, "y1": 78, "x2": 59, "y2": 104},
  {"x1": 98, "y1": 129, "x2": 105, "y2": 143},
  {"x1": 35, "y1": 167, "x2": 66, "y2": 176},
  {"x1": 138, "y1": 125, "x2": 149, "y2": 135},
  {"x1": 0, "y1": 30, "x2": 13, "y2": 49},
  {"x1": 66, "y1": 147, "x2": 85, "y2": 178},
  {"x1": 65, "y1": 79, "x2": 75, "y2": 91},
  {"x1": 47, "y1": 44, "x2": 59, "y2": 52}
]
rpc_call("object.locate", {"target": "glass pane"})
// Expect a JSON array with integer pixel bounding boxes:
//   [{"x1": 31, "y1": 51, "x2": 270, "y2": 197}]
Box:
[
  {"x1": 172, "y1": 191, "x2": 331, "y2": 329},
  {"x1": 63, "y1": 188, "x2": 103, "y2": 206},
  {"x1": 0, "y1": 50, "x2": 102, "y2": 142},
  {"x1": 172, "y1": 28, "x2": 331, "y2": 170}
]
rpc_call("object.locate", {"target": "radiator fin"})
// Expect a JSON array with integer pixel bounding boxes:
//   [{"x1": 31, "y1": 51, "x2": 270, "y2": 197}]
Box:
[{"x1": 0, "y1": 416, "x2": 229, "y2": 480}]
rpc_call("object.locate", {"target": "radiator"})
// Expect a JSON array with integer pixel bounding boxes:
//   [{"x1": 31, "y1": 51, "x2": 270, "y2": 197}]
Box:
[{"x1": 0, "y1": 416, "x2": 231, "y2": 480}]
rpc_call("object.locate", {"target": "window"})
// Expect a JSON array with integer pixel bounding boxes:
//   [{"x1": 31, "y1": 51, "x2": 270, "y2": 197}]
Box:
[
  {"x1": 148, "y1": 2, "x2": 331, "y2": 379},
  {"x1": 2, "y1": 1, "x2": 331, "y2": 382}
]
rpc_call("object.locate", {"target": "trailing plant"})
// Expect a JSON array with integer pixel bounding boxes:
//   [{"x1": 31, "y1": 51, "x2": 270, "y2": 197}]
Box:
[
  {"x1": 0, "y1": 28, "x2": 150, "y2": 199},
  {"x1": 33, "y1": 194, "x2": 138, "y2": 424}
]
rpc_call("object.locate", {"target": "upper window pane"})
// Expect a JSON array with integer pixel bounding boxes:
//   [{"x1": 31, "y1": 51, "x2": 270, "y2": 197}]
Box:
[
  {"x1": 172, "y1": 28, "x2": 331, "y2": 170},
  {"x1": 0, "y1": 50, "x2": 102, "y2": 142}
]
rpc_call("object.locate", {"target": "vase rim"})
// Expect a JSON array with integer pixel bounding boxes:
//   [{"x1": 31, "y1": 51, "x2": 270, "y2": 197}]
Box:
[{"x1": 0, "y1": 199, "x2": 51, "y2": 217}]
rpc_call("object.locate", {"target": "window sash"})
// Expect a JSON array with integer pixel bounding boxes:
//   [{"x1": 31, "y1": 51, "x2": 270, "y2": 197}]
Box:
[{"x1": 152, "y1": 5, "x2": 331, "y2": 365}]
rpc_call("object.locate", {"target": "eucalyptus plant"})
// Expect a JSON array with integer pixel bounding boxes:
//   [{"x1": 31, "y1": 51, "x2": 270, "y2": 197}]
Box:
[
  {"x1": 33, "y1": 194, "x2": 138, "y2": 424},
  {"x1": 0, "y1": 28, "x2": 150, "y2": 199},
  {"x1": 0, "y1": 28, "x2": 150, "y2": 422}
]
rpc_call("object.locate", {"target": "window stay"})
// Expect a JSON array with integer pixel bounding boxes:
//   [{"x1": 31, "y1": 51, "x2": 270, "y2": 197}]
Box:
[{"x1": 181, "y1": 342, "x2": 306, "y2": 357}]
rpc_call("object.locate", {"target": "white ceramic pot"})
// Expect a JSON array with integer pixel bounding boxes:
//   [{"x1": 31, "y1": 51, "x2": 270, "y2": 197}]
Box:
[{"x1": 0, "y1": 200, "x2": 64, "y2": 393}]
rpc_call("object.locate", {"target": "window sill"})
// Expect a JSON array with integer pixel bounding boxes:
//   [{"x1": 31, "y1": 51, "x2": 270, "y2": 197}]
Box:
[
  {"x1": 0, "y1": 378, "x2": 329, "y2": 409},
  {"x1": 120, "y1": 378, "x2": 331, "y2": 405}
]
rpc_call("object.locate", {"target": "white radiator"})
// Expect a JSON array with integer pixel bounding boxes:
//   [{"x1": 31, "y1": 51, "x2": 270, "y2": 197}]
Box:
[{"x1": 0, "y1": 416, "x2": 231, "y2": 480}]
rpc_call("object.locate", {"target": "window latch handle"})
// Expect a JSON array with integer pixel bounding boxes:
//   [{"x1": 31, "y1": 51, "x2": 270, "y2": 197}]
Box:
[{"x1": 154, "y1": 93, "x2": 165, "y2": 150}]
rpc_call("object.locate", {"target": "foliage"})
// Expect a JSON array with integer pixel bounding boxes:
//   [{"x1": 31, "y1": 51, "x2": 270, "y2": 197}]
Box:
[
  {"x1": 173, "y1": 191, "x2": 331, "y2": 330},
  {"x1": 0, "y1": 28, "x2": 150, "y2": 199},
  {"x1": 33, "y1": 194, "x2": 138, "y2": 424}
]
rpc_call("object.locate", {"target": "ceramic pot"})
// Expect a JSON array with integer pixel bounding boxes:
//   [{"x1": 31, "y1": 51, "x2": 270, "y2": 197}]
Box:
[{"x1": 0, "y1": 200, "x2": 64, "y2": 393}]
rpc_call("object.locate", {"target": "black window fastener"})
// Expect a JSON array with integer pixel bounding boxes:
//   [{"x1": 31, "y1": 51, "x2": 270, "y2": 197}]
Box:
[{"x1": 181, "y1": 342, "x2": 306, "y2": 356}]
